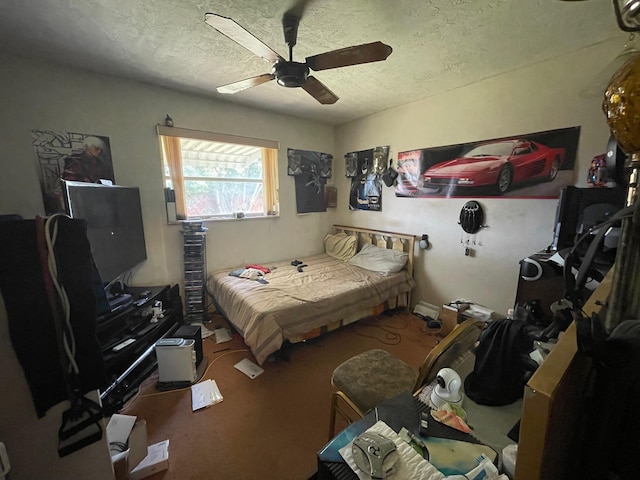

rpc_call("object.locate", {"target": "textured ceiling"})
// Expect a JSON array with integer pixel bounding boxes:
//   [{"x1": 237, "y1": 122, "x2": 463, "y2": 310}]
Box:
[{"x1": 0, "y1": 0, "x2": 626, "y2": 125}]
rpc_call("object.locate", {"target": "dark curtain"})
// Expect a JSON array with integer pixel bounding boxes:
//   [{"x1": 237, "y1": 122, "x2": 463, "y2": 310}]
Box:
[{"x1": 0, "y1": 217, "x2": 106, "y2": 417}]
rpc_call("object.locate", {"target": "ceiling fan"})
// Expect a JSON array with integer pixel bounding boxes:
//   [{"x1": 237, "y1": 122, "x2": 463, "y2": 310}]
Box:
[{"x1": 204, "y1": 3, "x2": 392, "y2": 105}]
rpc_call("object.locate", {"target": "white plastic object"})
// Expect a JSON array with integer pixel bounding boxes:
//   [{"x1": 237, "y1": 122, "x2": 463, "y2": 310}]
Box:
[
  {"x1": 431, "y1": 368, "x2": 464, "y2": 408},
  {"x1": 155, "y1": 338, "x2": 197, "y2": 383},
  {"x1": 502, "y1": 444, "x2": 518, "y2": 479},
  {"x1": 0, "y1": 441, "x2": 10, "y2": 477}
]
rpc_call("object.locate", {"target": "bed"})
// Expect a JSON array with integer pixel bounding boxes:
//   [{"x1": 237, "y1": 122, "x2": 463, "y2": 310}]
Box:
[{"x1": 207, "y1": 225, "x2": 416, "y2": 365}]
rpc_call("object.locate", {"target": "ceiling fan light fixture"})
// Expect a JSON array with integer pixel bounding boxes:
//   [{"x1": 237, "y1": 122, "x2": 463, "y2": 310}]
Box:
[
  {"x1": 273, "y1": 61, "x2": 309, "y2": 88},
  {"x1": 580, "y1": 33, "x2": 640, "y2": 98},
  {"x1": 603, "y1": 50, "x2": 640, "y2": 154},
  {"x1": 614, "y1": 0, "x2": 640, "y2": 31}
]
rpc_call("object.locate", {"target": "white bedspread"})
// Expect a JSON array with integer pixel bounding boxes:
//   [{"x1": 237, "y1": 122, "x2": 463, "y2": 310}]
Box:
[{"x1": 208, "y1": 253, "x2": 415, "y2": 364}]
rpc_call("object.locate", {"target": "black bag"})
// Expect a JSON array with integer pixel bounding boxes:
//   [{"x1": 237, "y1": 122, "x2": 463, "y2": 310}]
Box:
[
  {"x1": 0, "y1": 218, "x2": 106, "y2": 417},
  {"x1": 464, "y1": 319, "x2": 534, "y2": 406},
  {"x1": 381, "y1": 158, "x2": 398, "y2": 187}
]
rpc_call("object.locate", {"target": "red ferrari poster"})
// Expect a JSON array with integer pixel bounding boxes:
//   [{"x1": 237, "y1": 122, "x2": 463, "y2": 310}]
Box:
[{"x1": 396, "y1": 126, "x2": 580, "y2": 198}]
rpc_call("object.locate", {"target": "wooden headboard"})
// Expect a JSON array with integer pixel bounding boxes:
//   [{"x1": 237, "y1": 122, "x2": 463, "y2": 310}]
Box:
[{"x1": 333, "y1": 224, "x2": 416, "y2": 277}]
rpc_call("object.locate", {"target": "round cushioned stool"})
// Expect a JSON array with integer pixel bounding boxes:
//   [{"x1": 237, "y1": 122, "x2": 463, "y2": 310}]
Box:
[{"x1": 331, "y1": 349, "x2": 417, "y2": 416}]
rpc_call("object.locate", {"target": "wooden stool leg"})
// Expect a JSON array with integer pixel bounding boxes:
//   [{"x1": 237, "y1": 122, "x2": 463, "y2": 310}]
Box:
[
  {"x1": 328, "y1": 391, "x2": 365, "y2": 441},
  {"x1": 328, "y1": 393, "x2": 339, "y2": 441}
]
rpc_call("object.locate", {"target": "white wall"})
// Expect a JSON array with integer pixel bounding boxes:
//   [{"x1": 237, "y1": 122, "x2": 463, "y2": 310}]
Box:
[
  {"x1": 334, "y1": 39, "x2": 622, "y2": 315},
  {"x1": 0, "y1": 52, "x2": 334, "y2": 479},
  {"x1": 0, "y1": 53, "x2": 336, "y2": 285}
]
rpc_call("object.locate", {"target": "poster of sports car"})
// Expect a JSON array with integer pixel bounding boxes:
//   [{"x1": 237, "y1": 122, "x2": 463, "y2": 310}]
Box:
[{"x1": 395, "y1": 126, "x2": 580, "y2": 198}]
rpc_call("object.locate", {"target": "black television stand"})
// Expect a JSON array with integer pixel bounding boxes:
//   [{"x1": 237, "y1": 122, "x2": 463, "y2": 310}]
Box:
[
  {"x1": 97, "y1": 284, "x2": 182, "y2": 414},
  {"x1": 107, "y1": 292, "x2": 133, "y2": 311}
]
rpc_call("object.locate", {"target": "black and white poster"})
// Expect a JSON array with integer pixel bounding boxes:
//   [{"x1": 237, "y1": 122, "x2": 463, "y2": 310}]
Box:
[
  {"x1": 32, "y1": 130, "x2": 114, "y2": 214},
  {"x1": 288, "y1": 148, "x2": 333, "y2": 214},
  {"x1": 348, "y1": 146, "x2": 389, "y2": 211}
]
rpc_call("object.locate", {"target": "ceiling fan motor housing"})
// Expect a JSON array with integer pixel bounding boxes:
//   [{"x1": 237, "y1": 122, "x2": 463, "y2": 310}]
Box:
[{"x1": 273, "y1": 61, "x2": 309, "y2": 87}]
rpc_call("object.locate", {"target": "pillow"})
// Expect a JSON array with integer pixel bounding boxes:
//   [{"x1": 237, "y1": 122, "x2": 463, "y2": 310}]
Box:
[
  {"x1": 324, "y1": 232, "x2": 357, "y2": 261},
  {"x1": 347, "y1": 242, "x2": 409, "y2": 275}
]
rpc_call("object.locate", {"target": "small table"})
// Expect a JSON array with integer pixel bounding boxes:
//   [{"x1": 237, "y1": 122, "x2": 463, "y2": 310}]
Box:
[
  {"x1": 317, "y1": 354, "x2": 523, "y2": 480},
  {"x1": 316, "y1": 392, "x2": 492, "y2": 480}
]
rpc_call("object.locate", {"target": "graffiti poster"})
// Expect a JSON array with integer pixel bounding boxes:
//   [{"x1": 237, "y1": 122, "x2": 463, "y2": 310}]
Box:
[{"x1": 395, "y1": 127, "x2": 580, "y2": 198}]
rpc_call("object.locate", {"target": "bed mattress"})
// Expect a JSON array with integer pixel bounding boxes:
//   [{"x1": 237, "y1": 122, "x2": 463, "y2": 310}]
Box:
[{"x1": 208, "y1": 253, "x2": 415, "y2": 364}]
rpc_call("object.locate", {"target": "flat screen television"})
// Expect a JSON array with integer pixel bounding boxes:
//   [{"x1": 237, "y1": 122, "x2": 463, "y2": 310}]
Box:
[
  {"x1": 63, "y1": 181, "x2": 147, "y2": 304},
  {"x1": 551, "y1": 185, "x2": 626, "y2": 261}
]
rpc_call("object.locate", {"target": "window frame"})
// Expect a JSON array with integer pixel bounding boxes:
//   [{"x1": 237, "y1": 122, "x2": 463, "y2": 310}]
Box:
[{"x1": 157, "y1": 125, "x2": 280, "y2": 221}]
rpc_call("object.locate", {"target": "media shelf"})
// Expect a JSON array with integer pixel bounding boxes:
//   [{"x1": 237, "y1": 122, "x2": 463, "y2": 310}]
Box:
[
  {"x1": 98, "y1": 284, "x2": 183, "y2": 414},
  {"x1": 181, "y1": 220, "x2": 208, "y2": 323}
]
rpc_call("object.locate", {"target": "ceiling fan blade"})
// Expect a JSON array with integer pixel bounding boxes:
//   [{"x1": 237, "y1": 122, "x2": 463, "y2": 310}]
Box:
[
  {"x1": 306, "y1": 41, "x2": 392, "y2": 71},
  {"x1": 204, "y1": 13, "x2": 283, "y2": 63},
  {"x1": 302, "y1": 76, "x2": 338, "y2": 104},
  {"x1": 217, "y1": 74, "x2": 275, "y2": 94},
  {"x1": 282, "y1": 13, "x2": 300, "y2": 49},
  {"x1": 282, "y1": 0, "x2": 313, "y2": 47},
  {"x1": 284, "y1": 0, "x2": 313, "y2": 20}
]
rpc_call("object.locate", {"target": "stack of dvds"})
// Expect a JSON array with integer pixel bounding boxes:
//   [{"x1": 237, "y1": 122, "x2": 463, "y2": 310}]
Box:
[{"x1": 181, "y1": 219, "x2": 208, "y2": 323}]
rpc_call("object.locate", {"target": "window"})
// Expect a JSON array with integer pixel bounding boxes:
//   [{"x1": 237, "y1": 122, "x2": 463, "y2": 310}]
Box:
[{"x1": 158, "y1": 126, "x2": 279, "y2": 220}]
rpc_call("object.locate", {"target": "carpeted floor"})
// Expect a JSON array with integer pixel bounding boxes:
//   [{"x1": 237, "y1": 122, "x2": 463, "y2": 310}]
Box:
[{"x1": 121, "y1": 309, "x2": 441, "y2": 480}]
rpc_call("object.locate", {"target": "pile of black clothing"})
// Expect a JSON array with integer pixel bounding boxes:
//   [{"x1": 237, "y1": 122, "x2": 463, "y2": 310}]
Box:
[{"x1": 464, "y1": 304, "x2": 572, "y2": 406}]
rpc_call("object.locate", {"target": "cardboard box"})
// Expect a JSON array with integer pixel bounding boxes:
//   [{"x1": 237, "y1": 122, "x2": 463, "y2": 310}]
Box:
[
  {"x1": 130, "y1": 440, "x2": 170, "y2": 480},
  {"x1": 440, "y1": 303, "x2": 470, "y2": 336},
  {"x1": 108, "y1": 415, "x2": 148, "y2": 480}
]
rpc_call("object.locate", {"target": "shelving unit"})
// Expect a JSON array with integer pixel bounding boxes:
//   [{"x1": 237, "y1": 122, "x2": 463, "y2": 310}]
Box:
[
  {"x1": 98, "y1": 284, "x2": 182, "y2": 414},
  {"x1": 181, "y1": 220, "x2": 208, "y2": 323}
]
